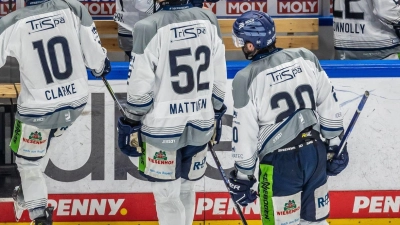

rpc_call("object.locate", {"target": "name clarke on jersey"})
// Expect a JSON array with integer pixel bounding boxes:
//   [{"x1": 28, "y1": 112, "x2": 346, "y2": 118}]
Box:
[{"x1": 45, "y1": 83, "x2": 77, "y2": 100}]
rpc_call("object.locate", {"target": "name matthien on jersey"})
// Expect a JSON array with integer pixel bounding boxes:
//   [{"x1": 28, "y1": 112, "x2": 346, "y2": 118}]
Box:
[
  {"x1": 170, "y1": 98, "x2": 207, "y2": 114},
  {"x1": 267, "y1": 64, "x2": 302, "y2": 86},
  {"x1": 27, "y1": 15, "x2": 65, "y2": 33}
]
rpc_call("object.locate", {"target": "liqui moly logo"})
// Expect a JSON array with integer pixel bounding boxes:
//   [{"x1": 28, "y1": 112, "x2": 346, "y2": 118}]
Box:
[
  {"x1": 0, "y1": 0, "x2": 15, "y2": 16},
  {"x1": 330, "y1": 0, "x2": 333, "y2": 14},
  {"x1": 79, "y1": 0, "x2": 115, "y2": 17},
  {"x1": 204, "y1": 2, "x2": 217, "y2": 14},
  {"x1": 277, "y1": 0, "x2": 319, "y2": 14},
  {"x1": 226, "y1": 1, "x2": 267, "y2": 15}
]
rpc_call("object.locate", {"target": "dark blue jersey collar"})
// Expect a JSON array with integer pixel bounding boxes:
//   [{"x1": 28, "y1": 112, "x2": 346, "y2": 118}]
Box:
[
  {"x1": 26, "y1": 0, "x2": 50, "y2": 6},
  {"x1": 161, "y1": 3, "x2": 193, "y2": 11},
  {"x1": 252, "y1": 48, "x2": 283, "y2": 61}
]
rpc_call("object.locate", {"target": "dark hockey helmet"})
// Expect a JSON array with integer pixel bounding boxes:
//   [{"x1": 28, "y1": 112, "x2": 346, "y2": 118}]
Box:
[
  {"x1": 161, "y1": 0, "x2": 191, "y2": 6},
  {"x1": 232, "y1": 11, "x2": 276, "y2": 50}
]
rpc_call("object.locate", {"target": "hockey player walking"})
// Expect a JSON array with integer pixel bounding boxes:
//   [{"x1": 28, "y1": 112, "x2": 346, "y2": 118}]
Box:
[
  {"x1": 333, "y1": 0, "x2": 400, "y2": 59},
  {"x1": 227, "y1": 11, "x2": 349, "y2": 225},
  {"x1": 0, "y1": 0, "x2": 111, "y2": 224},
  {"x1": 116, "y1": 0, "x2": 227, "y2": 225}
]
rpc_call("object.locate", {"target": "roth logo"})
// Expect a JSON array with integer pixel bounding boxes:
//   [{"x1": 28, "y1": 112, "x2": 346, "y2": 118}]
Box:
[
  {"x1": 193, "y1": 157, "x2": 206, "y2": 170},
  {"x1": 196, "y1": 197, "x2": 259, "y2": 215},
  {"x1": 47, "y1": 198, "x2": 125, "y2": 216},
  {"x1": 26, "y1": 15, "x2": 65, "y2": 33},
  {"x1": 318, "y1": 194, "x2": 329, "y2": 208},
  {"x1": 353, "y1": 196, "x2": 400, "y2": 213},
  {"x1": 278, "y1": 0, "x2": 318, "y2": 14},
  {"x1": 227, "y1": 1, "x2": 267, "y2": 14},
  {"x1": 204, "y1": 2, "x2": 217, "y2": 14}
]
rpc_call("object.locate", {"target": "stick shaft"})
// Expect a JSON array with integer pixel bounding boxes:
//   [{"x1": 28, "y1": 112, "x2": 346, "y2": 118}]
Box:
[
  {"x1": 207, "y1": 142, "x2": 248, "y2": 225},
  {"x1": 102, "y1": 77, "x2": 127, "y2": 118},
  {"x1": 337, "y1": 91, "x2": 369, "y2": 155}
]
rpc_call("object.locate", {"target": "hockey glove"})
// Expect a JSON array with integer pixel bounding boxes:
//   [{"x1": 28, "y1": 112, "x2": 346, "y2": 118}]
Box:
[
  {"x1": 91, "y1": 57, "x2": 111, "y2": 78},
  {"x1": 212, "y1": 104, "x2": 227, "y2": 145},
  {"x1": 228, "y1": 170, "x2": 257, "y2": 207},
  {"x1": 117, "y1": 117, "x2": 142, "y2": 157},
  {"x1": 326, "y1": 137, "x2": 349, "y2": 176}
]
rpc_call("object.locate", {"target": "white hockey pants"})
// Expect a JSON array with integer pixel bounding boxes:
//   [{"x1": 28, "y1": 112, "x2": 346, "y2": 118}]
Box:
[{"x1": 151, "y1": 178, "x2": 196, "y2": 225}]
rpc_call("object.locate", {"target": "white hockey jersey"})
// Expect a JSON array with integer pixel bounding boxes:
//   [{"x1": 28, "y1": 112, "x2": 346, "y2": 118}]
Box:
[
  {"x1": 113, "y1": 0, "x2": 153, "y2": 36},
  {"x1": 126, "y1": 4, "x2": 227, "y2": 151},
  {"x1": 231, "y1": 48, "x2": 343, "y2": 175},
  {"x1": 0, "y1": 0, "x2": 107, "y2": 129},
  {"x1": 333, "y1": 0, "x2": 400, "y2": 59}
]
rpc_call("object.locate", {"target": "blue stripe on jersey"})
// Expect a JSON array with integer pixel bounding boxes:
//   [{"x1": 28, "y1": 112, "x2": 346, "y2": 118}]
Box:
[
  {"x1": 320, "y1": 125, "x2": 344, "y2": 132},
  {"x1": 141, "y1": 123, "x2": 213, "y2": 138},
  {"x1": 17, "y1": 103, "x2": 86, "y2": 117},
  {"x1": 235, "y1": 162, "x2": 256, "y2": 171},
  {"x1": 212, "y1": 93, "x2": 223, "y2": 103},
  {"x1": 127, "y1": 99, "x2": 153, "y2": 107}
]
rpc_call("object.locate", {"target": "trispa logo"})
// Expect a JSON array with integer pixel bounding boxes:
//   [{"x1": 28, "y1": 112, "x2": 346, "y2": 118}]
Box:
[
  {"x1": 23, "y1": 131, "x2": 47, "y2": 144},
  {"x1": 26, "y1": 15, "x2": 65, "y2": 33},
  {"x1": 266, "y1": 64, "x2": 303, "y2": 86},
  {"x1": 277, "y1": 0, "x2": 319, "y2": 14},
  {"x1": 170, "y1": 24, "x2": 207, "y2": 42}
]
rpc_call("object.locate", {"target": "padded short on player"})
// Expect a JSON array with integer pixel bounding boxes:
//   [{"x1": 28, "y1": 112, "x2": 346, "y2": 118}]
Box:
[
  {"x1": 10, "y1": 119, "x2": 68, "y2": 160},
  {"x1": 138, "y1": 142, "x2": 208, "y2": 182},
  {"x1": 258, "y1": 139, "x2": 329, "y2": 224}
]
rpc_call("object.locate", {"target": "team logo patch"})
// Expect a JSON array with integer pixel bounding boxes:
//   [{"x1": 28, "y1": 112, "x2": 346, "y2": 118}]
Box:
[
  {"x1": 277, "y1": 200, "x2": 300, "y2": 215},
  {"x1": 148, "y1": 151, "x2": 174, "y2": 165},
  {"x1": 23, "y1": 131, "x2": 47, "y2": 145}
]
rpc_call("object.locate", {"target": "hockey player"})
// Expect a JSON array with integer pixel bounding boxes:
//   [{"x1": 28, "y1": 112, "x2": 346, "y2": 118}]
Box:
[
  {"x1": 0, "y1": 0, "x2": 111, "y2": 224},
  {"x1": 333, "y1": 0, "x2": 400, "y2": 59},
  {"x1": 113, "y1": 0, "x2": 154, "y2": 61},
  {"x1": 227, "y1": 11, "x2": 349, "y2": 225},
  {"x1": 116, "y1": 0, "x2": 227, "y2": 225}
]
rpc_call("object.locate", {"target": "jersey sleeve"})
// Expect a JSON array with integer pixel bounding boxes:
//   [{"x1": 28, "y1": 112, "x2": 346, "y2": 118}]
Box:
[
  {"x1": 231, "y1": 72, "x2": 259, "y2": 176},
  {"x1": 0, "y1": 16, "x2": 14, "y2": 67},
  {"x1": 312, "y1": 54, "x2": 344, "y2": 139},
  {"x1": 126, "y1": 21, "x2": 157, "y2": 121},
  {"x1": 373, "y1": 0, "x2": 400, "y2": 25},
  {"x1": 76, "y1": 3, "x2": 107, "y2": 71},
  {"x1": 211, "y1": 15, "x2": 227, "y2": 111}
]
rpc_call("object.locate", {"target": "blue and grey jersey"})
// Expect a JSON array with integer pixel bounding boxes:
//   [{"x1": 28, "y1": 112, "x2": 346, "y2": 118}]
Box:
[
  {"x1": 333, "y1": 0, "x2": 400, "y2": 59},
  {"x1": 126, "y1": 4, "x2": 227, "y2": 151},
  {"x1": 231, "y1": 48, "x2": 343, "y2": 176},
  {"x1": 0, "y1": 0, "x2": 107, "y2": 129}
]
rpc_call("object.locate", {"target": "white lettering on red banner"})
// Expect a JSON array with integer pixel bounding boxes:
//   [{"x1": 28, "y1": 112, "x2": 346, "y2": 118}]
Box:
[
  {"x1": 226, "y1": 1, "x2": 267, "y2": 15},
  {"x1": 353, "y1": 196, "x2": 400, "y2": 213},
  {"x1": 278, "y1": 0, "x2": 318, "y2": 14},
  {"x1": 204, "y1": 2, "x2": 217, "y2": 14},
  {"x1": 0, "y1": 2, "x2": 15, "y2": 16},
  {"x1": 47, "y1": 199, "x2": 125, "y2": 216},
  {"x1": 81, "y1": 2, "x2": 115, "y2": 16}
]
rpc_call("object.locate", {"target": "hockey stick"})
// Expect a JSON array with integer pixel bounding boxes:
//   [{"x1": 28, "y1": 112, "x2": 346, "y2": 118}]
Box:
[
  {"x1": 207, "y1": 142, "x2": 248, "y2": 225},
  {"x1": 102, "y1": 76, "x2": 128, "y2": 118},
  {"x1": 336, "y1": 90, "x2": 369, "y2": 156}
]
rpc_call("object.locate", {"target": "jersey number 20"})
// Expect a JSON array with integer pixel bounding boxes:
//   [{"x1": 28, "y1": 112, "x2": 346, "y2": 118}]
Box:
[{"x1": 33, "y1": 36, "x2": 73, "y2": 84}]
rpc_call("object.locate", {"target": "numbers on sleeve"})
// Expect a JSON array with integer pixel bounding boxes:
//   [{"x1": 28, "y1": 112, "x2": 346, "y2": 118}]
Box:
[
  {"x1": 33, "y1": 36, "x2": 73, "y2": 84},
  {"x1": 333, "y1": 0, "x2": 364, "y2": 20},
  {"x1": 270, "y1": 84, "x2": 316, "y2": 123},
  {"x1": 169, "y1": 46, "x2": 211, "y2": 94},
  {"x1": 233, "y1": 126, "x2": 239, "y2": 143}
]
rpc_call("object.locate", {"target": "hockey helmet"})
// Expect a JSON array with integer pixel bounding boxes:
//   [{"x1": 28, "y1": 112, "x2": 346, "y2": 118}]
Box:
[{"x1": 232, "y1": 11, "x2": 276, "y2": 50}]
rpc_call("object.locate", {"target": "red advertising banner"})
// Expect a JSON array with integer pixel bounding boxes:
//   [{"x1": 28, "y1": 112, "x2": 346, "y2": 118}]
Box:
[
  {"x1": 1, "y1": 190, "x2": 400, "y2": 222},
  {"x1": 276, "y1": 0, "x2": 319, "y2": 14},
  {"x1": 79, "y1": 0, "x2": 115, "y2": 19},
  {"x1": 0, "y1": 0, "x2": 15, "y2": 17}
]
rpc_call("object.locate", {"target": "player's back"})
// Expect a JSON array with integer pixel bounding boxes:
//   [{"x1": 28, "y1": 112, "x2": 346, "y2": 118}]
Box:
[
  {"x1": 128, "y1": 6, "x2": 225, "y2": 150},
  {"x1": 333, "y1": 0, "x2": 400, "y2": 59},
  {"x1": 233, "y1": 48, "x2": 325, "y2": 156},
  {"x1": 0, "y1": 0, "x2": 93, "y2": 129}
]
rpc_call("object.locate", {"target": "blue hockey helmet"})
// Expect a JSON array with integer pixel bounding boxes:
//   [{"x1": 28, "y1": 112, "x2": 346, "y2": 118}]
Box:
[{"x1": 232, "y1": 11, "x2": 276, "y2": 50}]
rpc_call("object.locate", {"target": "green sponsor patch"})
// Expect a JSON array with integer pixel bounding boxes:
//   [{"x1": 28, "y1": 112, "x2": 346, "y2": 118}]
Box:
[
  {"x1": 10, "y1": 120, "x2": 22, "y2": 153},
  {"x1": 139, "y1": 142, "x2": 146, "y2": 173},
  {"x1": 259, "y1": 164, "x2": 275, "y2": 225}
]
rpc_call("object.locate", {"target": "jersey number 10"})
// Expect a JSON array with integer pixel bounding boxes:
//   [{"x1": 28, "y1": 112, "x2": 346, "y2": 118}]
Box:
[{"x1": 33, "y1": 36, "x2": 73, "y2": 84}]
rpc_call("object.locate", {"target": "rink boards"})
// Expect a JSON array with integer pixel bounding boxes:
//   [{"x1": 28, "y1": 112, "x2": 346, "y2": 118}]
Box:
[{"x1": 1, "y1": 61, "x2": 400, "y2": 224}]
